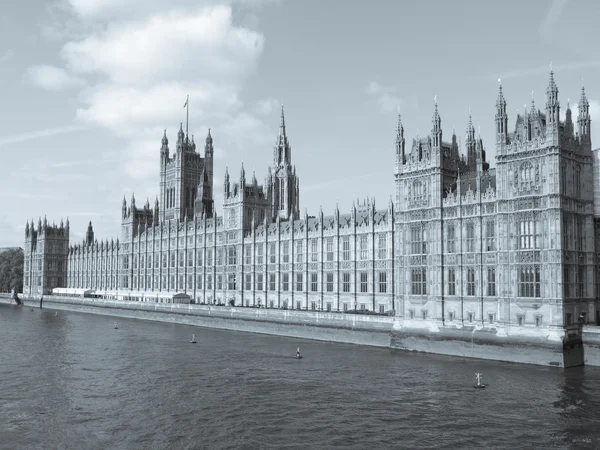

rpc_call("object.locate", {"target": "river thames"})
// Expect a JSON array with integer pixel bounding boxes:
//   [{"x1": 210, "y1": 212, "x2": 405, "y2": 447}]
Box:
[{"x1": 1, "y1": 303, "x2": 599, "y2": 449}]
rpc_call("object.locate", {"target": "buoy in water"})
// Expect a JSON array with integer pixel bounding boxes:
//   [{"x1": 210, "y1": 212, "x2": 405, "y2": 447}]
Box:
[
  {"x1": 190, "y1": 334, "x2": 197, "y2": 344},
  {"x1": 113, "y1": 322, "x2": 118, "y2": 329},
  {"x1": 474, "y1": 372, "x2": 486, "y2": 389}
]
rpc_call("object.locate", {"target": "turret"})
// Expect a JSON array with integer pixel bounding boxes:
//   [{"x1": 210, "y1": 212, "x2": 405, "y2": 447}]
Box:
[
  {"x1": 466, "y1": 109, "x2": 476, "y2": 170},
  {"x1": 495, "y1": 78, "x2": 508, "y2": 145},
  {"x1": 577, "y1": 85, "x2": 591, "y2": 144},
  {"x1": 160, "y1": 129, "x2": 169, "y2": 163},
  {"x1": 86, "y1": 221, "x2": 94, "y2": 245},
  {"x1": 431, "y1": 95, "x2": 442, "y2": 150},
  {"x1": 395, "y1": 111, "x2": 405, "y2": 164},
  {"x1": 153, "y1": 197, "x2": 159, "y2": 226},
  {"x1": 25, "y1": 221, "x2": 29, "y2": 237},
  {"x1": 122, "y1": 196, "x2": 127, "y2": 219},
  {"x1": 224, "y1": 167, "x2": 230, "y2": 198},
  {"x1": 176, "y1": 123, "x2": 185, "y2": 152},
  {"x1": 565, "y1": 99, "x2": 574, "y2": 138},
  {"x1": 545, "y1": 69, "x2": 560, "y2": 131}
]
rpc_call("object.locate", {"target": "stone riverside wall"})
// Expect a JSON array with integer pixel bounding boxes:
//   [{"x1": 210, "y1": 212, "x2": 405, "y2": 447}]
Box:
[
  {"x1": 0, "y1": 295, "x2": 394, "y2": 348},
  {"x1": 3, "y1": 294, "x2": 600, "y2": 368}
]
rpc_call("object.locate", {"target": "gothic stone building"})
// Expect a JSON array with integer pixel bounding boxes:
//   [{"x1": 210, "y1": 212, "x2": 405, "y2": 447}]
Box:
[
  {"x1": 23, "y1": 72, "x2": 600, "y2": 335},
  {"x1": 24, "y1": 108, "x2": 396, "y2": 314},
  {"x1": 395, "y1": 71, "x2": 598, "y2": 338}
]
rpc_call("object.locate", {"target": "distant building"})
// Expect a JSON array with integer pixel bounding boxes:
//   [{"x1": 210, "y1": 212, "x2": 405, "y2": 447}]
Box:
[{"x1": 23, "y1": 71, "x2": 599, "y2": 338}]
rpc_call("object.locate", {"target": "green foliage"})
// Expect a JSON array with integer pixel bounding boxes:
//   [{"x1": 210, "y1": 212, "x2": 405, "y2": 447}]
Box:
[{"x1": 0, "y1": 248, "x2": 24, "y2": 293}]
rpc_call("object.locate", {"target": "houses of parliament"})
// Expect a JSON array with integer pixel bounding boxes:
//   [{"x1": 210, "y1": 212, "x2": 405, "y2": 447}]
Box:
[{"x1": 23, "y1": 70, "x2": 600, "y2": 337}]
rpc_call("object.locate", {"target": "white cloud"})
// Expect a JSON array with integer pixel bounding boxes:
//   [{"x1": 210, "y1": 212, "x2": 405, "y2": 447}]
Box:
[
  {"x1": 28, "y1": 1, "x2": 279, "y2": 191},
  {"x1": 366, "y1": 81, "x2": 401, "y2": 113},
  {"x1": 28, "y1": 64, "x2": 83, "y2": 91},
  {"x1": 254, "y1": 97, "x2": 280, "y2": 116},
  {"x1": 67, "y1": 0, "x2": 282, "y2": 20}
]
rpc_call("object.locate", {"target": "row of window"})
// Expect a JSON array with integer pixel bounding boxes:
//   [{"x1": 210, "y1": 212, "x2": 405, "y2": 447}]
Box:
[
  {"x1": 69, "y1": 234, "x2": 392, "y2": 272},
  {"x1": 410, "y1": 266, "x2": 540, "y2": 298},
  {"x1": 72, "y1": 271, "x2": 390, "y2": 294},
  {"x1": 409, "y1": 219, "x2": 544, "y2": 255}
]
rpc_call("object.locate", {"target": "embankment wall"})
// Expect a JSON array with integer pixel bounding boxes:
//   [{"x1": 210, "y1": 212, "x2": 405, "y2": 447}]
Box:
[{"x1": 4, "y1": 294, "x2": 600, "y2": 368}]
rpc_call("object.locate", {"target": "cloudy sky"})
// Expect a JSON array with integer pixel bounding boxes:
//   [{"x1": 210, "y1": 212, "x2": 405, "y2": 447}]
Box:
[{"x1": 1, "y1": 0, "x2": 599, "y2": 247}]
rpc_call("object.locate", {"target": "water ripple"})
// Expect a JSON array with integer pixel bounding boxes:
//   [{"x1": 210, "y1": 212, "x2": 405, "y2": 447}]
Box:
[{"x1": 2, "y1": 304, "x2": 600, "y2": 449}]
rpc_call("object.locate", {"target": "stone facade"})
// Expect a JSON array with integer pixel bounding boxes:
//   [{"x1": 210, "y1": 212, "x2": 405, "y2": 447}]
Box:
[
  {"x1": 23, "y1": 217, "x2": 69, "y2": 296},
  {"x1": 394, "y1": 71, "x2": 598, "y2": 342},
  {"x1": 24, "y1": 106, "x2": 395, "y2": 313},
  {"x1": 22, "y1": 73, "x2": 600, "y2": 337}
]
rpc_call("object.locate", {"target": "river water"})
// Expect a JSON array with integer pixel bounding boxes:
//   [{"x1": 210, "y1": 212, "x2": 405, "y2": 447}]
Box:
[{"x1": 1, "y1": 303, "x2": 599, "y2": 450}]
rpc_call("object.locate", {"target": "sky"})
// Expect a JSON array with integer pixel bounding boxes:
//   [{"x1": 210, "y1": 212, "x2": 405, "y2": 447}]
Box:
[{"x1": 1, "y1": 0, "x2": 599, "y2": 247}]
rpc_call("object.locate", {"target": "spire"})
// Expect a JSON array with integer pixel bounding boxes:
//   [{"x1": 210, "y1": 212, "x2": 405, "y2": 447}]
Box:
[
  {"x1": 161, "y1": 129, "x2": 168, "y2": 147},
  {"x1": 252, "y1": 171, "x2": 257, "y2": 185},
  {"x1": 495, "y1": 78, "x2": 508, "y2": 145},
  {"x1": 432, "y1": 95, "x2": 441, "y2": 148},
  {"x1": 279, "y1": 103, "x2": 286, "y2": 138},
  {"x1": 396, "y1": 110, "x2": 404, "y2": 138}
]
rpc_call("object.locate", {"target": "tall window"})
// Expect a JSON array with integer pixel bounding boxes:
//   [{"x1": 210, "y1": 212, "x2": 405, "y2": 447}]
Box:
[
  {"x1": 360, "y1": 235, "x2": 368, "y2": 260},
  {"x1": 269, "y1": 243, "x2": 276, "y2": 264},
  {"x1": 378, "y1": 234, "x2": 387, "y2": 259},
  {"x1": 519, "y1": 266, "x2": 541, "y2": 297},
  {"x1": 411, "y1": 268, "x2": 426, "y2": 295},
  {"x1": 269, "y1": 273, "x2": 276, "y2": 291},
  {"x1": 310, "y1": 239, "x2": 318, "y2": 262},
  {"x1": 206, "y1": 249, "x2": 213, "y2": 266},
  {"x1": 487, "y1": 268, "x2": 496, "y2": 296},
  {"x1": 360, "y1": 272, "x2": 368, "y2": 293},
  {"x1": 574, "y1": 166, "x2": 581, "y2": 198},
  {"x1": 326, "y1": 237, "x2": 334, "y2": 261},
  {"x1": 170, "y1": 252, "x2": 176, "y2": 267},
  {"x1": 296, "y1": 240, "x2": 303, "y2": 263},
  {"x1": 206, "y1": 274, "x2": 213, "y2": 290},
  {"x1": 466, "y1": 223, "x2": 475, "y2": 252},
  {"x1": 410, "y1": 225, "x2": 426, "y2": 254},
  {"x1": 342, "y1": 272, "x2": 351, "y2": 293},
  {"x1": 310, "y1": 273, "x2": 318, "y2": 292},
  {"x1": 217, "y1": 274, "x2": 222, "y2": 290},
  {"x1": 342, "y1": 236, "x2": 350, "y2": 261},
  {"x1": 228, "y1": 247, "x2": 237, "y2": 265},
  {"x1": 244, "y1": 245, "x2": 251, "y2": 265},
  {"x1": 279, "y1": 181, "x2": 285, "y2": 208},
  {"x1": 486, "y1": 221, "x2": 495, "y2": 251},
  {"x1": 577, "y1": 265, "x2": 585, "y2": 297},
  {"x1": 326, "y1": 273, "x2": 334, "y2": 292},
  {"x1": 447, "y1": 225, "x2": 455, "y2": 253},
  {"x1": 467, "y1": 269, "x2": 475, "y2": 296},
  {"x1": 295, "y1": 273, "x2": 303, "y2": 291},
  {"x1": 256, "y1": 244, "x2": 263, "y2": 264},
  {"x1": 217, "y1": 248, "x2": 223, "y2": 266},
  {"x1": 245, "y1": 274, "x2": 251, "y2": 291},
  {"x1": 448, "y1": 269, "x2": 456, "y2": 295},
  {"x1": 378, "y1": 272, "x2": 387, "y2": 293},
  {"x1": 282, "y1": 241, "x2": 290, "y2": 263},
  {"x1": 282, "y1": 273, "x2": 289, "y2": 291},
  {"x1": 518, "y1": 219, "x2": 539, "y2": 249},
  {"x1": 575, "y1": 216, "x2": 584, "y2": 251},
  {"x1": 228, "y1": 273, "x2": 236, "y2": 290},
  {"x1": 256, "y1": 273, "x2": 264, "y2": 291}
]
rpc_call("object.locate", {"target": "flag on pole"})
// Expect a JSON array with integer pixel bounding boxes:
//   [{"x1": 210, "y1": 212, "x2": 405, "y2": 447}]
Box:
[{"x1": 183, "y1": 97, "x2": 188, "y2": 108}]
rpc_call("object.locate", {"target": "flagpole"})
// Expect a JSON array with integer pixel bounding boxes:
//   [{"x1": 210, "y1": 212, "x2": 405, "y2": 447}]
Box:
[{"x1": 186, "y1": 95, "x2": 189, "y2": 138}]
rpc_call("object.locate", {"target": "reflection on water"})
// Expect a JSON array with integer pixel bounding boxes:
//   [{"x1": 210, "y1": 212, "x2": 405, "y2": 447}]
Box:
[{"x1": 1, "y1": 303, "x2": 600, "y2": 450}]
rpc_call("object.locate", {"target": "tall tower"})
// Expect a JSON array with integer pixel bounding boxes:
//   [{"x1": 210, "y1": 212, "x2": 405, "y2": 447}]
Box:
[
  {"x1": 159, "y1": 125, "x2": 214, "y2": 222},
  {"x1": 23, "y1": 216, "x2": 69, "y2": 296},
  {"x1": 270, "y1": 105, "x2": 299, "y2": 220}
]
